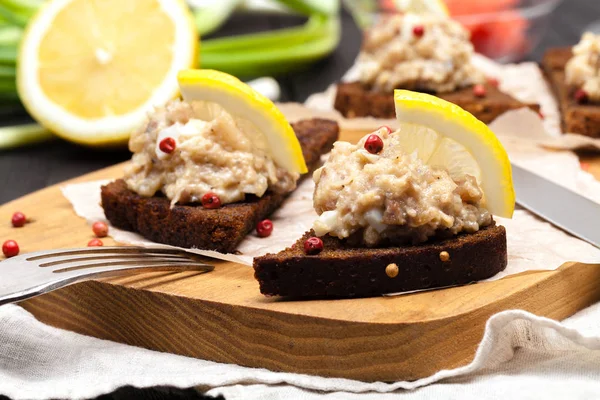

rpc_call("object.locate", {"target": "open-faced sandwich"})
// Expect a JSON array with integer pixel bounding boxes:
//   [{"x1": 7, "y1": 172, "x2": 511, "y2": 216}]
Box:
[
  {"x1": 543, "y1": 32, "x2": 600, "y2": 137},
  {"x1": 254, "y1": 90, "x2": 514, "y2": 298},
  {"x1": 335, "y1": 12, "x2": 539, "y2": 123},
  {"x1": 101, "y1": 70, "x2": 339, "y2": 253}
]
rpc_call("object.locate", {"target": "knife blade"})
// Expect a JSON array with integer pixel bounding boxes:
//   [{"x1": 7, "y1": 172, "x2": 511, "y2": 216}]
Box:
[{"x1": 511, "y1": 163, "x2": 600, "y2": 249}]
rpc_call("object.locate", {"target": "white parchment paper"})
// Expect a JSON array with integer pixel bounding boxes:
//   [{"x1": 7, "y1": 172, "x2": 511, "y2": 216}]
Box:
[{"x1": 62, "y1": 56, "x2": 600, "y2": 286}]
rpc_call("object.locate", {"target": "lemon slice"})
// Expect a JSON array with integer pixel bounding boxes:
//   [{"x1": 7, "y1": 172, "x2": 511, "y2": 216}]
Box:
[
  {"x1": 394, "y1": 124, "x2": 481, "y2": 183},
  {"x1": 394, "y1": 90, "x2": 515, "y2": 218},
  {"x1": 17, "y1": 0, "x2": 198, "y2": 146},
  {"x1": 395, "y1": 0, "x2": 449, "y2": 16},
  {"x1": 178, "y1": 69, "x2": 308, "y2": 174}
]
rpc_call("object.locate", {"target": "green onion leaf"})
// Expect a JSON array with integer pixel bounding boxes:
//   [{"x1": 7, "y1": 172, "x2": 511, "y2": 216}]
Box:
[
  {"x1": 201, "y1": 14, "x2": 327, "y2": 52},
  {"x1": 192, "y1": 0, "x2": 242, "y2": 36},
  {"x1": 0, "y1": 25, "x2": 21, "y2": 45},
  {"x1": 275, "y1": 0, "x2": 338, "y2": 16},
  {"x1": 201, "y1": 15, "x2": 340, "y2": 78},
  {"x1": 0, "y1": 123, "x2": 54, "y2": 150},
  {"x1": 0, "y1": 64, "x2": 14, "y2": 78},
  {"x1": 0, "y1": 2, "x2": 29, "y2": 27},
  {"x1": 0, "y1": 77, "x2": 15, "y2": 92},
  {"x1": 0, "y1": 45, "x2": 16, "y2": 64},
  {"x1": 0, "y1": 0, "x2": 42, "y2": 16}
]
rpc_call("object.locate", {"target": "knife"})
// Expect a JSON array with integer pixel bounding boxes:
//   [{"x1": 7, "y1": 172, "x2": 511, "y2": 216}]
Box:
[{"x1": 511, "y1": 163, "x2": 600, "y2": 249}]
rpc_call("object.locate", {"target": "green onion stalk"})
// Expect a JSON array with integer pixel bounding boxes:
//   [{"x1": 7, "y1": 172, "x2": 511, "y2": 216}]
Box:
[
  {"x1": 0, "y1": 123, "x2": 53, "y2": 149},
  {"x1": 0, "y1": 0, "x2": 341, "y2": 149}
]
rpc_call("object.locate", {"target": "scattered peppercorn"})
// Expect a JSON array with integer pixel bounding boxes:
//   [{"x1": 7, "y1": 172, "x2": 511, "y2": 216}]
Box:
[
  {"x1": 2, "y1": 240, "x2": 19, "y2": 258},
  {"x1": 304, "y1": 237, "x2": 323, "y2": 255},
  {"x1": 92, "y1": 221, "x2": 109, "y2": 238},
  {"x1": 487, "y1": 77, "x2": 499, "y2": 87},
  {"x1": 412, "y1": 25, "x2": 424, "y2": 37},
  {"x1": 385, "y1": 263, "x2": 399, "y2": 278},
  {"x1": 11, "y1": 212, "x2": 26, "y2": 228},
  {"x1": 574, "y1": 89, "x2": 588, "y2": 104},
  {"x1": 364, "y1": 134, "x2": 384, "y2": 154},
  {"x1": 159, "y1": 137, "x2": 176, "y2": 154},
  {"x1": 439, "y1": 251, "x2": 450, "y2": 262},
  {"x1": 201, "y1": 192, "x2": 221, "y2": 209},
  {"x1": 256, "y1": 219, "x2": 273, "y2": 237},
  {"x1": 473, "y1": 84, "x2": 486, "y2": 98},
  {"x1": 380, "y1": 125, "x2": 392, "y2": 134},
  {"x1": 88, "y1": 239, "x2": 103, "y2": 247}
]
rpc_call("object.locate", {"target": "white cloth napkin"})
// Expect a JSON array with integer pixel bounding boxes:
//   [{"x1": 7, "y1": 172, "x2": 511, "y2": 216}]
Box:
[{"x1": 3, "y1": 301, "x2": 600, "y2": 400}]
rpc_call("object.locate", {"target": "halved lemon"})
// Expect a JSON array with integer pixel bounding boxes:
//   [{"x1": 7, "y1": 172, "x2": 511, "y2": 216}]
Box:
[
  {"x1": 177, "y1": 69, "x2": 307, "y2": 174},
  {"x1": 17, "y1": 0, "x2": 198, "y2": 146},
  {"x1": 394, "y1": 90, "x2": 515, "y2": 218},
  {"x1": 395, "y1": 0, "x2": 449, "y2": 16}
]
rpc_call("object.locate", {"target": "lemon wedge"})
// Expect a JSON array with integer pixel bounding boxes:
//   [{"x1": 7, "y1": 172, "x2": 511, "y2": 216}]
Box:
[
  {"x1": 394, "y1": 90, "x2": 515, "y2": 218},
  {"x1": 395, "y1": 0, "x2": 449, "y2": 16},
  {"x1": 177, "y1": 69, "x2": 307, "y2": 174},
  {"x1": 17, "y1": 0, "x2": 198, "y2": 146}
]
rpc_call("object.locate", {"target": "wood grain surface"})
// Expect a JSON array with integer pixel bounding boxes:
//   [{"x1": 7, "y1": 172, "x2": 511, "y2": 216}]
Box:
[{"x1": 1, "y1": 129, "x2": 600, "y2": 382}]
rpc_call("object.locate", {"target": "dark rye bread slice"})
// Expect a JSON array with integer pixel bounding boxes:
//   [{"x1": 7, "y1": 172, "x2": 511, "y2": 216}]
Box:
[
  {"x1": 542, "y1": 47, "x2": 600, "y2": 138},
  {"x1": 334, "y1": 81, "x2": 540, "y2": 124},
  {"x1": 101, "y1": 119, "x2": 339, "y2": 253},
  {"x1": 253, "y1": 223, "x2": 507, "y2": 298}
]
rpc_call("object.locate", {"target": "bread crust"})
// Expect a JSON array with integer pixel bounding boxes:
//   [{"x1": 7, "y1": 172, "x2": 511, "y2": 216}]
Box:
[
  {"x1": 101, "y1": 119, "x2": 339, "y2": 253},
  {"x1": 253, "y1": 224, "x2": 507, "y2": 298},
  {"x1": 334, "y1": 81, "x2": 539, "y2": 124},
  {"x1": 542, "y1": 47, "x2": 600, "y2": 138}
]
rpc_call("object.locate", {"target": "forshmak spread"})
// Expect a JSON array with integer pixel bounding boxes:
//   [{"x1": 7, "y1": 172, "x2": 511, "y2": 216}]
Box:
[
  {"x1": 566, "y1": 32, "x2": 600, "y2": 102},
  {"x1": 124, "y1": 100, "x2": 298, "y2": 207},
  {"x1": 357, "y1": 13, "x2": 484, "y2": 94},
  {"x1": 312, "y1": 127, "x2": 491, "y2": 246}
]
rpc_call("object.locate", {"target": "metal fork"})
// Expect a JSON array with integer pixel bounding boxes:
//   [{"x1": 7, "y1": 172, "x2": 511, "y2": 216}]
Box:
[{"x1": 0, "y1": 247, "x2": 214, "y2": 306}]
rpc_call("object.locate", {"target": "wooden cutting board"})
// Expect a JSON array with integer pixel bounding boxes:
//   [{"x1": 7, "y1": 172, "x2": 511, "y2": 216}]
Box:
[{"x1": 2, "y1": 129, "x2": 600, "y2": 383}]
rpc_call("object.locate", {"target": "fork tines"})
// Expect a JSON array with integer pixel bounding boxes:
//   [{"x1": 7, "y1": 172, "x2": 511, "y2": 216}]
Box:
[{"x1": 24, "y1": 247, "x2": 213, "y2": 274}]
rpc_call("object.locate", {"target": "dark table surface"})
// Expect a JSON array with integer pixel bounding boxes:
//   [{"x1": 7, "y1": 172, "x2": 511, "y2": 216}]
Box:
[{"x1": 2, "y1": 0, "x2": 600, "y2": 205}]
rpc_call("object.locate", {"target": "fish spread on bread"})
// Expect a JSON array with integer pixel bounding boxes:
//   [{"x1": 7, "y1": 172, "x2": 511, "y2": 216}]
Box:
[
  {"x1": 124, "y1": 100, "x2": 299, "y2": 207},
  {"x1": 312, "y1": 126, "x2": 491, "y2": 247},
  {"x1": 357, "y1": 13, "x2": 483, "y2": 94}
]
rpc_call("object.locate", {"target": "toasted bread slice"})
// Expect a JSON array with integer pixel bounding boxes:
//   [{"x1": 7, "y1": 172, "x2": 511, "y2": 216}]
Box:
[
  {"x1": 542, "y1": 47, "x2": 600, "y2": 138},
  {"x1": 253, "y1": 223, "x2": 507, "y2": 298},
  {"x1": 101, "y1": 119, "x2": 339, "y2": 253},
  {"x1": 334, "y1": 82, "x2": 539, "y2": 124}
]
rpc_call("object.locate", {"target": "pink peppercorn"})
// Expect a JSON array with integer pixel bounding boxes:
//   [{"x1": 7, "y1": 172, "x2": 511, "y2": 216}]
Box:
[
  {"x1": 412, "y1": 25, "x2": 425, "y2": 37},
  {"x1": 2, "y1": 240, "x2": 19, "y2": 257},
  {"x1": 92, "y1": 221, "x2": 109, "y2": 238},
  {"x1": 11, "y1": 212, "x2": 26, "y2": 228},
  {"x1": 364, "y1": 134, "x2": 384, "y2": 154},
  {"x1": 159, "y1": 137, "x2": 176, "y2": 154},
  {"x1": 201, "y1": 192, "x2": 221, "y2": 209},
  {"x1": 88, "y1": 239, "x2": 103, "y2": 247},
  {"x1": 304, "y1": 237, "x2": 324, "y2": 255},
  {"x1": 256, "y1": 219, "x2": 273, "y2": 237},
  {"x1": 473, "y1": 84, "x2": 486, "y2": 98}
]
